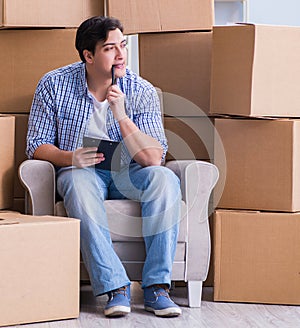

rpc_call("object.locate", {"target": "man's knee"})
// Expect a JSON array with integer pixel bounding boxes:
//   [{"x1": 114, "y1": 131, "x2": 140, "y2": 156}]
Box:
[
  {"x1": 57, "y1": 168, "x2": 105, "y2": 200},
  {"x1": 150, "y1": 166, "x2": 179, "y2": 185},
  {"x1": 144, "y1": 166, "x2": 181, "y2": 198}
]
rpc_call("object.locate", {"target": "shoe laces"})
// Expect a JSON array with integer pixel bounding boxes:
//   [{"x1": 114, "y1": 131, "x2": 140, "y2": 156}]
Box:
[
  {"x1": 108, "y1": 286, "x2": 128, "y2": 301},
  {"x1": 153, "y1": 284, "x2": 170, "y2": 298}
]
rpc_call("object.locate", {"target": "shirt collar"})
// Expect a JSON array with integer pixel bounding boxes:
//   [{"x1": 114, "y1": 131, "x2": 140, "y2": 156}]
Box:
[{"x1": 77, "y1": 62, "x2": 88, "y2": 96}]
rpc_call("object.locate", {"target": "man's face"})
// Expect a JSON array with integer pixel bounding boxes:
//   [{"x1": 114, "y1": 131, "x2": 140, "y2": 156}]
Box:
[{"x1": 90, "y1": 28, "x2": 127, "y2": 80}]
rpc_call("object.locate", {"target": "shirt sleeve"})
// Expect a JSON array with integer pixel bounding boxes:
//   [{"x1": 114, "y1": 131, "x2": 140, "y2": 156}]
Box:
[
  {"x1": 132, "y1": 83, "x2": 168, "y2": 162},
  {"x1": 26, "y1": 76, "x2": 57, "y2": 159}
]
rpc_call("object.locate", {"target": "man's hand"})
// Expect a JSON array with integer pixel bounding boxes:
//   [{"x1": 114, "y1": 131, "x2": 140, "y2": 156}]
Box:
[
  {"x1": 72, "y1": 147, "x2": 105, "y2": 168},
  {"x1": 106, "y1": 85, "x2": 127, "y2": 122}
]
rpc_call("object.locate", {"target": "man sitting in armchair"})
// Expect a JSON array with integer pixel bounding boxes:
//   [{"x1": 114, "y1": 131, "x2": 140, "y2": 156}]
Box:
[{"x1": 26, "y1": 16, "x2": 182, "y2": 318}]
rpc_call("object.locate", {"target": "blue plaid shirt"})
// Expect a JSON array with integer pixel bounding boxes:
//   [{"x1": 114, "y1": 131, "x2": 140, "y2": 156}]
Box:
[{"x1": 26, "y1": 62, "x2": 168, "y2": 166}]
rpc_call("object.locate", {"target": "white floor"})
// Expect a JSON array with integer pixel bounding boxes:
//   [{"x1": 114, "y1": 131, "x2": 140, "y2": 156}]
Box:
[{"x1": 5, "y1": 283, "x2": 300, "y2": 328}]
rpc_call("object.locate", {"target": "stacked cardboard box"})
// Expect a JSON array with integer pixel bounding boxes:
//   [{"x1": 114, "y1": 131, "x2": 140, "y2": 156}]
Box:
[
  {"x1": 107, "y1": 0, "x2": 213, "y2": 35},
  {"x1": 0, "y1": 211, "x2": 80, "y2": 327},
  {"x1": 211, "y1": 24, "x2": 300, "y2": 305},
  {"x1": 213, "y1": 209, "x2": 300, "y2": 305},
  {"x1": 211, "y1": 24, "x2": 300, "y2": 118}
]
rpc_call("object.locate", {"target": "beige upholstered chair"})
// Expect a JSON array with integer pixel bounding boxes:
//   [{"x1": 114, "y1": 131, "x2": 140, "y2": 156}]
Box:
[{"x1": 18, "y1": 89, "x2": 219, "y2": 307}]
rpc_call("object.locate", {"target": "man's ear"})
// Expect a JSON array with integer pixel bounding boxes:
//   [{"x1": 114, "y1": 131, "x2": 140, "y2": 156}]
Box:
[{"x1": 83, "y1": 50, "x2": 94, "y2": 63}]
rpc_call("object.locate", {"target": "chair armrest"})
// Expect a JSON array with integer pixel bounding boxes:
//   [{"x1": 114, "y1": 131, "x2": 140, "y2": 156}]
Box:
[
  {"x1": 166, "y1": 160, "x2": 219, "y2": 219},
  {"x1": 18, "y1": 159, "x2": 56, "y2": 216},
  {"x1": 166, "y1": 160, "x2": 219, "y2": 281}
]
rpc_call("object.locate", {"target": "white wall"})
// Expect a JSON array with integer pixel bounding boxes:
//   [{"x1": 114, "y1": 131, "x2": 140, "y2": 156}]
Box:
[
  {"x1": 127, "y1": 35, "x2": 139, "y2": 74},
  {"x1": 249, "y1": 0, "x2": 300, "y2": 26},
  {"x1": 215, "y1": 0, "x2": 300, "y2": 26},
  {"x1": 214, "y1": 2, "x2": 244, "y2": 25}
]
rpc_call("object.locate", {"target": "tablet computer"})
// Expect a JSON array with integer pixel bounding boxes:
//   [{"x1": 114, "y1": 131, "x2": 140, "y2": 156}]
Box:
[{"x1": 83, "y1": 136, "x2": 121, "y2": 171}]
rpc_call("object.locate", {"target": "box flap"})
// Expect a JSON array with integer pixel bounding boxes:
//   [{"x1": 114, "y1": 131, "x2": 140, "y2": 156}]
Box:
[
  {"x1": 0, "y1": 218, "x2": 19, "y2": 225},
  {"x1": 0, "y1": 212, "x2": 78, "y2": 225},
  {"x1": 0, "y1": 211, "x2": 20, "y2": 225}
]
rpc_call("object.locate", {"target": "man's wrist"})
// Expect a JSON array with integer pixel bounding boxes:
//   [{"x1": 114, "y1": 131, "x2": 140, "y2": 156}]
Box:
[{"x1": 117, "y1": 114, "x2": 129, "y2": 122}]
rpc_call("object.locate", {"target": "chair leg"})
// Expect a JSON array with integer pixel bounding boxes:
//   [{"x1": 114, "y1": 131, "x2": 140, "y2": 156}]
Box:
[{"x1": 187, "y1": 281, "x2": 203, "y2": 307}]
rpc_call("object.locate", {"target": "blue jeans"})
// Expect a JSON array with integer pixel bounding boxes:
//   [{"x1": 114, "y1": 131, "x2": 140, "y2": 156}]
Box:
[{"x1": 56, "y1": 163, "x2": 181, "y2": 296}]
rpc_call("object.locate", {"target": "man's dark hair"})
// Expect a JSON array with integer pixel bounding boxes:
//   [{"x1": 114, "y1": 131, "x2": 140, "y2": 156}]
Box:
[{"x1": 75, "y1": 16, "x2": 124, "y2": 62}]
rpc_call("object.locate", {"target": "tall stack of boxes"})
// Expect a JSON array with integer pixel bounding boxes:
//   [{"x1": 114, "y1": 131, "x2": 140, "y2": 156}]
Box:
[
  {"x1": 0, "y1": 0, "x2": 102, "y2": 325},
  {"x1": 0, "y1": 0, "x2": 104, "y2": 214},
  {"x1": 137, "y1": 0, "x2": 214, "y2": 162},
  {"x1": 211, "y1": 24, "x2": 300, "y2": 305},
  {"x1": 129, "y1": 0, "x2": 215, "y2": 285}
]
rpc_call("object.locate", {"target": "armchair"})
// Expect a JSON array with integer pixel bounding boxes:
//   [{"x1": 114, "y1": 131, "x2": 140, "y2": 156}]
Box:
[{"x1": 18, "y1": 90, "x2": 219, "y2": 307}]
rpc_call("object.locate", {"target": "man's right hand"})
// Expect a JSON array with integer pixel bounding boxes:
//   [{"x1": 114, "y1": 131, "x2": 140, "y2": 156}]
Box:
[
  {"x1": 106, "y1": 84, "x2": 127, "y2": 122},
  {"x1": 72, "y1": 147, "x2": 105, "y2": 168}
]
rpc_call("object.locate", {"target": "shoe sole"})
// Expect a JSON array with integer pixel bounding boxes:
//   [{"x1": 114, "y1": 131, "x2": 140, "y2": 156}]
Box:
[
  {"x1": 104, "y1": 305, "x2": 131, "y2": 317},
  {"x1": 145, "y1": 306, "x2": 182, "y2": 317}
]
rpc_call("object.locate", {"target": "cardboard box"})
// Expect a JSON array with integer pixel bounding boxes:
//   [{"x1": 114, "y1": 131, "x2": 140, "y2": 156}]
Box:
[
  {"x1": 164, "y1": 116, "x2": 214, "y2": 161},
  {"x1": 0, "y1": 0, "x2": 102, "y2": 28},
  {"x1": 0, "y1": 115, "x2": 15, "y2": 209},
  {"x1": 203, "y1": 214, "x2": 214, "y2": 287},
  {"x1": 13, "y1": 114, "x2": 29, "y2": 198},
  {"x1": 214, "y1": 209, "x2": 300, "y2": 305},
  {"x1": 106, "y1": 0, "x2": 213, "y2": 34},
  {"x1": 214, "y1": 118, "x2": 300, "y2": 212},
  {"x1": 1, "y1": 0, "x2": 213, "y2": 32},
  {"x1": 139, "y1": 32, "x2": 212, "y2": 115},
  {"x1": 210, "y1": 24, "x2": 300, "y2": 117},
  {"x1": 0, "y1": 211, "x2": 80, "y2": 326},
  {"x1": 0, "y1": 29, "x2": 79, "y2": 113}
]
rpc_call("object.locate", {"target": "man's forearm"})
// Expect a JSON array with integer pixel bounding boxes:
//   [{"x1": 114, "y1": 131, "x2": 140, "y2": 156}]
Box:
[
  {"x1": 33, "y1": 144, "x2": 73, "y2": 167},
  {"x1": 119, "y1": 117, "x2": 163, "y2": 167}
]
